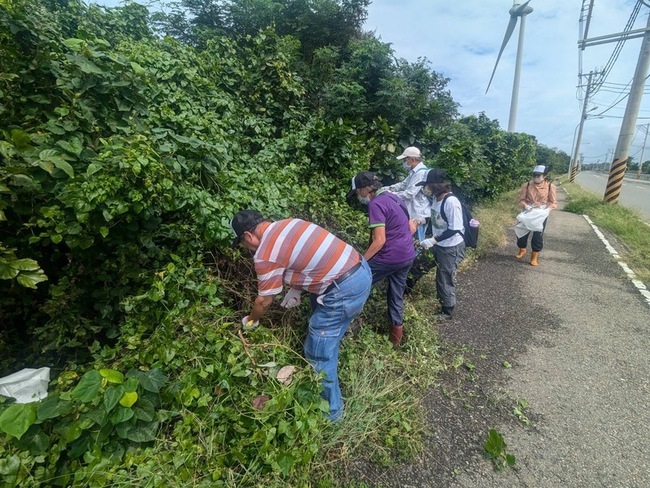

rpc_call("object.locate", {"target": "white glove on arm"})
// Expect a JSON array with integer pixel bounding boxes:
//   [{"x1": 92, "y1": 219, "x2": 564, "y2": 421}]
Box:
[
  {"x1": 420, "y1": 238, "x2": 436, "y2": 250},
  {"x1": 414, "y1": 218, "x2": 426, "y2": 226},
  {"x1": 525, "y1": 204, "x2": 532, "y2": 211},
  {"x1": 242, "y1": 315, "x2": 259, "y2": 331},
  {"x1": 280, "y1": 288, "x2": 302, "y2": 309}
]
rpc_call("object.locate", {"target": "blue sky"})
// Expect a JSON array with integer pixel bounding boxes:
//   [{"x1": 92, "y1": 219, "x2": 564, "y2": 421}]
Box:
[
  {"x1": 365, "y1": 0, "x2": 650, "y2": 166},
  {"x1": 93, "y1": 0, "x2": 650, "y2": 166}
]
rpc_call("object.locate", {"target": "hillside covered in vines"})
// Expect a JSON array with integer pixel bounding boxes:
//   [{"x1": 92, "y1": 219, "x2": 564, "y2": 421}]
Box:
[{"x1": 0, "y1": 0, "x2": 569, "y2": 486}]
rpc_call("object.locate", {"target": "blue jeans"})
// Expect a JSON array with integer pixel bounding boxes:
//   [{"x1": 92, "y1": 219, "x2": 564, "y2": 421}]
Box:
[
  {"x1": 305, "y1": 259, "x2": 372, "y2": 421},
  {"x1": 369, "y1": 259, "x2": 414, "y2": 325}
]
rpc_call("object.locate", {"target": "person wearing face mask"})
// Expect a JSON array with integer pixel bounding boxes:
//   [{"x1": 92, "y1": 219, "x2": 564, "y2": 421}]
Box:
[
  {"x1": 381, "y1": 147, "x2": 430, "y2": 241},
  {"x1": 348, "y1": 171, "x2": 416, "y2": 346},
  {"x1": 415, "y1": 169, "x2": 465, "y2": 320},
  {"x1": 230, "y1": 210, "x2": 372, "y2": 421},
  {"x1": 515, "y1": 165, "x2": 557, "y2": 266}
]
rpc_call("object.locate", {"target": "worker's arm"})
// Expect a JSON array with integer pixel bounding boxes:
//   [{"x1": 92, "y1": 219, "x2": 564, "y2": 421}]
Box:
[
  {"x1": 249, "y1": 294, "x2": 274, "y2": 322},
  {"x1": 363, "y1": 225, "x2": 386, "y2": 261}
]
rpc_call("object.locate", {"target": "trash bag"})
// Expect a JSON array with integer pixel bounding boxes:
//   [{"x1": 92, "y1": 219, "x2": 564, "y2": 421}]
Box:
[
  {"x1": 515, "y1": 208, "x2": 549, "y2": 237},
  {"x1": 0, "y1": 367, "x2": 50, "y2": 403}
]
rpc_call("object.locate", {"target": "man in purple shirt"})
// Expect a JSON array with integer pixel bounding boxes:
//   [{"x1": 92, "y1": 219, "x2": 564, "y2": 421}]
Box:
[{"x1": 348, "y1": 171, "x2": 416, "y2": 346}]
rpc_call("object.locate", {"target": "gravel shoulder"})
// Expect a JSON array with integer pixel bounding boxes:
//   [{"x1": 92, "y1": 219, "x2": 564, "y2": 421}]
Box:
[{"x1": 349, "y1": 189, "x2": 650, "y2": 487}]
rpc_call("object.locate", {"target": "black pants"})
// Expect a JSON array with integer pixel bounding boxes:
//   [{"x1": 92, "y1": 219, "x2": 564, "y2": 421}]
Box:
[{"x1": 517, "y1": 218, "x2": 548, "y2": 252}]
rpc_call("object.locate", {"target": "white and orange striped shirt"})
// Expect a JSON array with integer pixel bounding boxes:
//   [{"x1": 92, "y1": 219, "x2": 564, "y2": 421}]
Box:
[{"x1": 254, "y1": 219, "x2": 360, "y2": 296}]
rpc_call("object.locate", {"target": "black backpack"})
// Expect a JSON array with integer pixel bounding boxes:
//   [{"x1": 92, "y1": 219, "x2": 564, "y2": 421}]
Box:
[{"x1": 440, "y1": 194, "x2": 479, "y2": 249}]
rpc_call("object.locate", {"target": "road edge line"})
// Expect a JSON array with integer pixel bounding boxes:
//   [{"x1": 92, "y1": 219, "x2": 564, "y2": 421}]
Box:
[{"x1": 582, "y1": 215, "x2": 650, "y2": 307}]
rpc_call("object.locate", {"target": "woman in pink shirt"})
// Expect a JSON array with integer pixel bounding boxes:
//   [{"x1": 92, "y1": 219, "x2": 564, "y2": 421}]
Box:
[{"x1": 515, "y1": 165, "x2": 557, "y2": 266}]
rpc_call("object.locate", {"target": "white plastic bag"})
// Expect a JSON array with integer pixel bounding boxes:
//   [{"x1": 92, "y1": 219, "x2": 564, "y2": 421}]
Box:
[
  {"x1": 515, "y1": 208, "x2": 549, "y2": 237},
  {"x1": 0, "y1": 367, "x2": 50, "y2": 403}
]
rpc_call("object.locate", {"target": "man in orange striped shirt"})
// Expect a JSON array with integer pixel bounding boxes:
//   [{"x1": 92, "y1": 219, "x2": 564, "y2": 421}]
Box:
[{"x1": 231, "y1": 210, "x2": 372, "y2": 421}]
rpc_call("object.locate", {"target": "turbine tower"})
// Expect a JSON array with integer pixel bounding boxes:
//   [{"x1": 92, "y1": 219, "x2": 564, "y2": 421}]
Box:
[{"x1": 485, "y1": 1, "x2": 534, "y2": 132}]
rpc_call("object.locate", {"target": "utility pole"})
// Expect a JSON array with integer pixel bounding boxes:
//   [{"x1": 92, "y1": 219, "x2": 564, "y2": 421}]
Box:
[
  {"x1": 604, "y1": 13, "x2": 650, "y2": 204},
  {"x1": 569, "y1": 71, "x2": 594, "y2": 183},
  {"x1": 637, "y1": 124, "x2": 649, "y2": 178}
]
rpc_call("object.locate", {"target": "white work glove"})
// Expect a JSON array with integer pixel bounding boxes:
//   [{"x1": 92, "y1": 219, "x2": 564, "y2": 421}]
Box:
[
  {"x1": 539, "y1": 204, "x2": 547, "y2": 210},
  {"x1": 412, "y1": 217, "x2": 426, "y2": 227},
  {"x1": 241, "y1": 315, "x2": 259, "y2": 331},
  {"x1": 524, "y1": 204, "x2": 532, "y2": 211},
  {"x1": 420, "y1": 238, "x2": 436, "y2": 250},
  {"x1": 280, "y1": 288, "x2": 302, "y2": 309}
]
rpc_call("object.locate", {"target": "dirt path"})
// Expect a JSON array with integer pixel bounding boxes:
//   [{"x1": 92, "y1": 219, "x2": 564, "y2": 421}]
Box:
[{"x1": 350, "y1": 189, "x2": 650, "y2": 487}]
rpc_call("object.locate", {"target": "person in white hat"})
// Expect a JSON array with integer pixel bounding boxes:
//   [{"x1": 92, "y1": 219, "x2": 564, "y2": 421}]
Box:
[
  {"x1": 381, "y1": 146, "x2": 430, "y2": 241},
  {"x1": 515, "y1": 165, "x2": 557, "y2": 266}
]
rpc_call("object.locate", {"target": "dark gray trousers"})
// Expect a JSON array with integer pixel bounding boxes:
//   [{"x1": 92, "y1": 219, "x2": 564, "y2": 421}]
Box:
[{"x1": 433, "y1": 242, "x2": 466, "y2": 308}]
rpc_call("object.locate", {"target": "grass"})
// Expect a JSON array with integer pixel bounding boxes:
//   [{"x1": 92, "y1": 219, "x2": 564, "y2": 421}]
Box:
[
  {"x1": 313, "y1": 290, "x2": 444, "y2": 484},
  {"x1": 469, "y1": 189, "x2": 520, "y2": 261},
  {"x1": 310, "y1": 191, "x2": 522, "y2": 485},
  {"x1": 562, "y1": 178, "x2": 650, "y2": 282}
]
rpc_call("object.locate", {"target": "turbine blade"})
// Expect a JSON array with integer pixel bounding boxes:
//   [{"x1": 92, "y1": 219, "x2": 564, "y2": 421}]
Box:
[{"x1": 485, "y1": 15, "x2": 519, "y2": 94}]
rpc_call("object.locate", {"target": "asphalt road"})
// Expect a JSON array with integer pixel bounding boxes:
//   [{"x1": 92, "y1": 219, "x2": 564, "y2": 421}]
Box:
[
  {"x1": 452, "y1": 186, "x2": 650, "y2": 487},
  {"x1": 576, "y1": 171, "x2": 650, "y2": 223},
  {"x1": 351, "y1": 186, "x2": 650, "y2": 487}
]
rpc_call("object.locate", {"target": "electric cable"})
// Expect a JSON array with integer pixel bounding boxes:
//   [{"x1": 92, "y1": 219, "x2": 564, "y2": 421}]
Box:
[
  {"x1": 590, "y1": 0, "x2": 643, "y2": 96},
  {"x1": 592, "y1": 73, "x2": 650, "y2": 117}
]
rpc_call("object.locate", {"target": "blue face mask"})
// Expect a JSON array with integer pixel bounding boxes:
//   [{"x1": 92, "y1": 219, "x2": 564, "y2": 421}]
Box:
[
  {"x1": 402, "y1": 162, "x2": 411, "y2": 170},
  {"x1": 357, "y1": 196, "x2": 371, "y2": 205}
]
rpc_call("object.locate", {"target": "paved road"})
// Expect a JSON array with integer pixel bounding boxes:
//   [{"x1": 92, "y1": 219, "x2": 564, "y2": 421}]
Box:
[
  {"x1": 576, "y1": 171, "x2": 650, "y2": 223},
  {"x1": 452, "y1": 187, "x2": 650, "y2": 487},
  {"x1": 353, "y1": 187, "x2": 650, "y2": 487}
]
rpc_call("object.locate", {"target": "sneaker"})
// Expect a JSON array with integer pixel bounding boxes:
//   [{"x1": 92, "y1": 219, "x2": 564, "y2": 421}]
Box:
[{"x1": 437, "y1": 312, "x2": 453, "y2": 321}]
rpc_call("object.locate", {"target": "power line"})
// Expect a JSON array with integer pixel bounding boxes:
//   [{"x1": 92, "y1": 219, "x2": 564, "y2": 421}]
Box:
[
  {"x1": 597, "y1": 87, "x2": 650, "y2": 94},
  {"x1": 592, "y1": 73, "x2": 650, "y2": 117},
  {"x1": 590, "y1": 0, "x2": 643, "y2": 96}
]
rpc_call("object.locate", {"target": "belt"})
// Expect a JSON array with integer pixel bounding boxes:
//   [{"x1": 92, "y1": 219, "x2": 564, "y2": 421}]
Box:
[{"x1": 324, "y1": 261, "x2": 363, "y2": 294}]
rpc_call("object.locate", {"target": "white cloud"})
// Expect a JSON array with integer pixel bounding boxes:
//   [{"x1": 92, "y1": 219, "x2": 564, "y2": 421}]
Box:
[{"x1": 366, "y1": 0, "x2": 650, "y2": 166}]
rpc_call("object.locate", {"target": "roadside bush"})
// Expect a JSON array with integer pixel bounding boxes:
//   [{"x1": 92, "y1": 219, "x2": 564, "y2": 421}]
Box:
[
  {"x1": 0, "y1": 306, "x2": 328, "y2": 487},
  {"x1": 0, "y1": 0, "x2": 572, "y2": 485}
]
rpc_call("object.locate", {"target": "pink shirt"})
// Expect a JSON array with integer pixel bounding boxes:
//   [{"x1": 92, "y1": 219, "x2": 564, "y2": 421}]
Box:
[{"x1": 519, "y1": 180, "x2": 557, "y2": 209}]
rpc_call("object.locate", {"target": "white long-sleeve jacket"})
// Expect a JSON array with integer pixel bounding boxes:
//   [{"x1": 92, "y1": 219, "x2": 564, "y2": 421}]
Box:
[{"x1": 384, "y1": 162, "x2": 430, "y2": 220}]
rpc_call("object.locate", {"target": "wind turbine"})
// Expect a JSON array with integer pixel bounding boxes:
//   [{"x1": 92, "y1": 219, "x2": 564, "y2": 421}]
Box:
[{"x1": 485, "y1": 1, "x2": 534, "y2": 132}]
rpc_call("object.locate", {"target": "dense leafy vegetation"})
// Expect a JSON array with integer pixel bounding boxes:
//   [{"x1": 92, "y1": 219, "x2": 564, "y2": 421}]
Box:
[{"x1": 0, "y1": 0, "x2": 569, "y2": 485}]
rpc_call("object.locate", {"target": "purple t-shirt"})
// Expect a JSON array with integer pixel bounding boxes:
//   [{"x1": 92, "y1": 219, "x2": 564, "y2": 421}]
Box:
[{"x1": 368, "y1": 191, "x2": 416, "y2": 265}]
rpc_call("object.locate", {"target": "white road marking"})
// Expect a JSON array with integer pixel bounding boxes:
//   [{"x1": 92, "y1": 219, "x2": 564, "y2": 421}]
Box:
[{"x1": 583, "y1": 215, "x2": 650, "y2": 307}]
